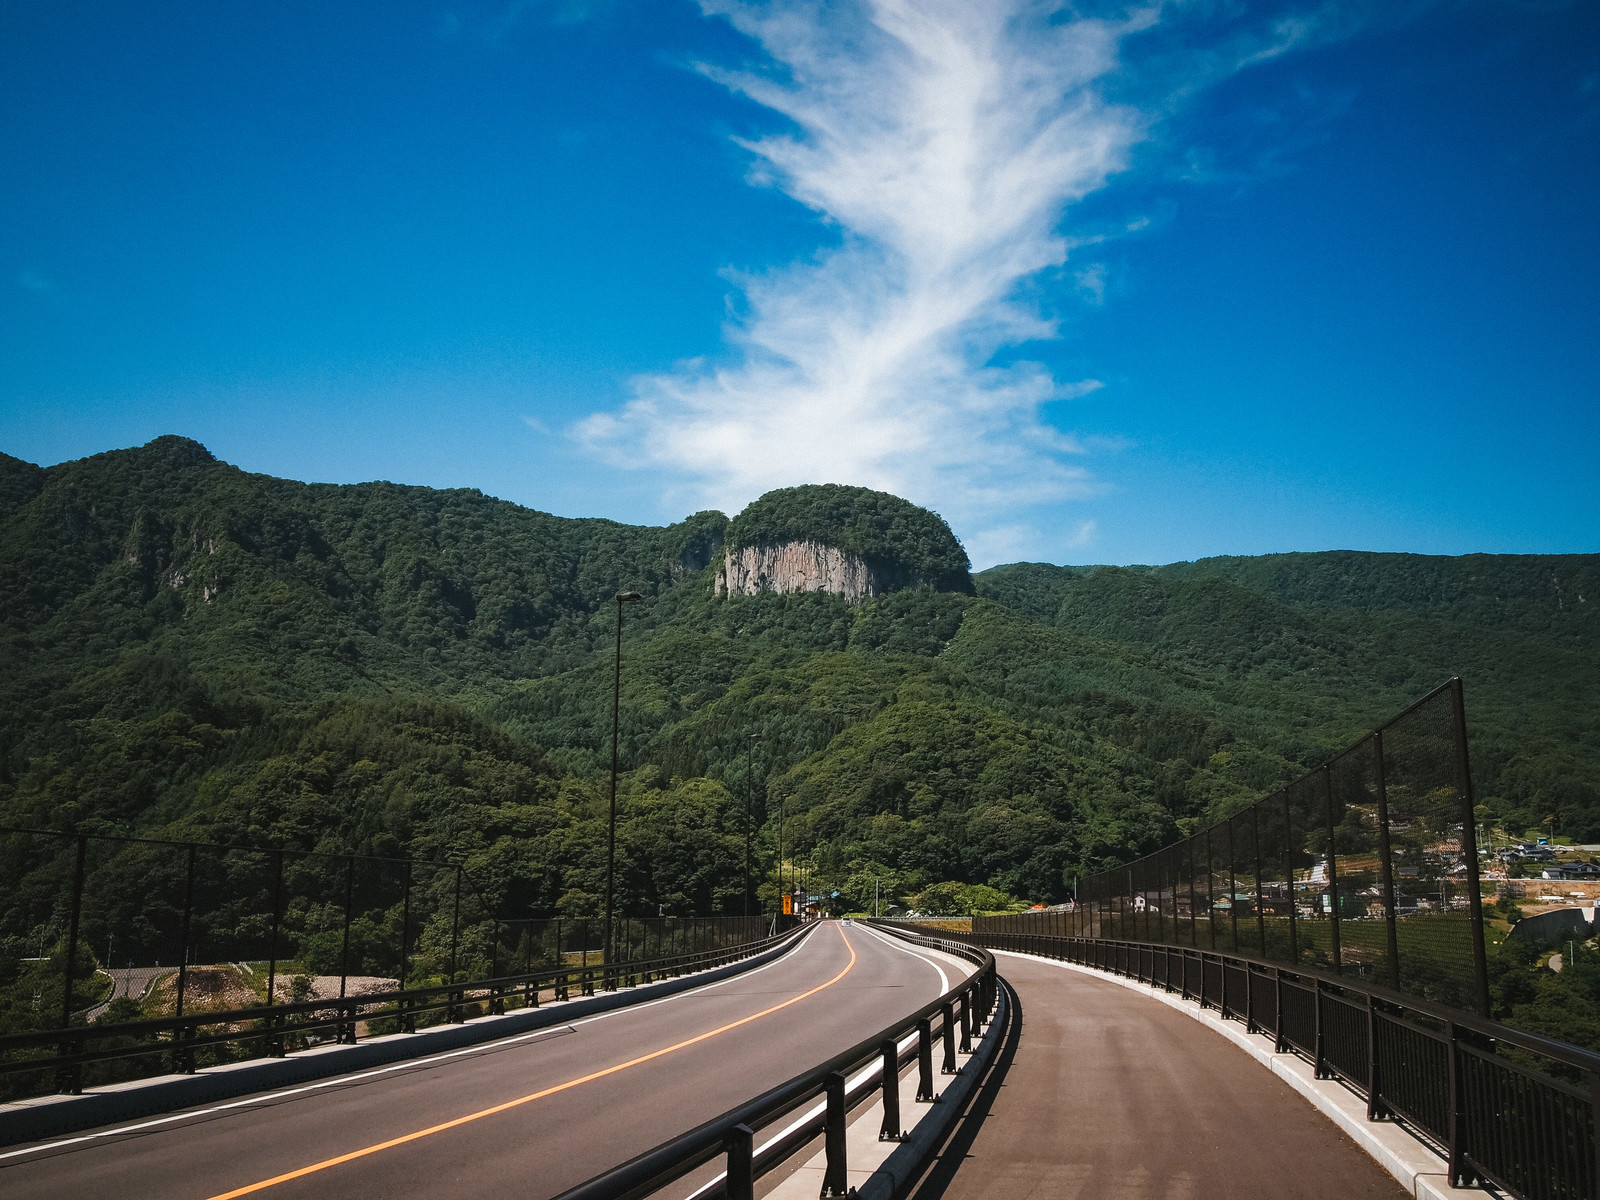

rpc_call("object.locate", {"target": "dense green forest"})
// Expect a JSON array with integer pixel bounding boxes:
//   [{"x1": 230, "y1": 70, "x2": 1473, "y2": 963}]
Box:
[{"x1": 2, "y1": 439, "x2": 1596, "y2": 982}]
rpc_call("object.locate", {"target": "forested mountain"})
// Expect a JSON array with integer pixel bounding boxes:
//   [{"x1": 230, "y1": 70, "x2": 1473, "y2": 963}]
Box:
[{"x1": 2, "y1": 437, "x2": 1596, "y2": 923}]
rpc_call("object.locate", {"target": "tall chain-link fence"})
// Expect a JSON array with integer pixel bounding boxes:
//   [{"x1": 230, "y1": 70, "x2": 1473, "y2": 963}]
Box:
[{"x1": 978, "y1": 678, "x2": 1490, "y2": 1015}]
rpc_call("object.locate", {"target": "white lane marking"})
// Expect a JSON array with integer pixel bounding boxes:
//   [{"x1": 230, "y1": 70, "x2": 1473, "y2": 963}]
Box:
[
  {"x1": 851, "y1": 922, "x2": 954, "y2": 995},
  {"x1": 0, "y1": 931, "x2": 821, "y2": 1164},
  {"x1": 679, "y1": 924, "x2": 966, "y2": 1200}
]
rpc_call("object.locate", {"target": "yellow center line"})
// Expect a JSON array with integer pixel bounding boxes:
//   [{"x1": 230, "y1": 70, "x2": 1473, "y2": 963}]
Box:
[{"x1": 205, "y1": 925, "x2": 858, "y2": 1200}]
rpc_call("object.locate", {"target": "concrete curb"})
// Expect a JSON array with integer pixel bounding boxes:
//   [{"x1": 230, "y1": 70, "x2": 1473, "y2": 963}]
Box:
[
  {"x1": 998, "y1": 951, "x2": 1488, "y2": 1200},
  {"x1": 0, "y1": 929, "x2": 811, "y2": 1148}
]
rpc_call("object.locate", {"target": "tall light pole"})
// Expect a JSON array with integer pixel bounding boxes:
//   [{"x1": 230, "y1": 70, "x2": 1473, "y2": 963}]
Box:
[
  {"x1": 745, "y1": 733, "x2": 759, "y2": 917},
  {"x1": 604, "y1": 591, "x2": 643, "y2": 966}
]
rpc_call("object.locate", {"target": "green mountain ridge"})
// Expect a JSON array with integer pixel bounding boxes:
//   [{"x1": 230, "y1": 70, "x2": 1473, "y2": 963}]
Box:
[{"x1": 2, "y1": 436, "x2": 1596, "y2": 923}]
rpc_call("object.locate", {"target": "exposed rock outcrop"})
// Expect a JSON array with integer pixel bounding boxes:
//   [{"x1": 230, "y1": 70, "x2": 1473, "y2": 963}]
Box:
[
  {"x1": 715, "y1": 540, "x2": 899, "y2": 601},
  {"x1": 715, "y1": 484, "x2": 972, "y2": 601}
]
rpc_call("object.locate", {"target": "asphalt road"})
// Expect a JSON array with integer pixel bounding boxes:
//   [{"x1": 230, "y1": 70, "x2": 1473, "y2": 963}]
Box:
[
  {"x1": 2, "y1": 922, "x2": 965, "y2": 1200},
  {"x1": 905, "y1": 953, "x2": 1409, "y2": 1200},
  {"x1": 82, "y1": 967, "x2": 168, "y2": 1022}
]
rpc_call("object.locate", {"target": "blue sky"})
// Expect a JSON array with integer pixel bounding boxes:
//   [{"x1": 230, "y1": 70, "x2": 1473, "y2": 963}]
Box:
[{"x1": 2, "y1": 0, "x2": 1595, "y2": 569}]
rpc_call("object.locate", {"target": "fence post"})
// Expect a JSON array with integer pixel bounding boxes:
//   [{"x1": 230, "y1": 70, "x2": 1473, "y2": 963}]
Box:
[
  {"x1": 1313, "y1": 978, "x2": 1327, "y2": 1079},
  {"x1": 1371, "y1": 733, "x2": 1401, "y2": 991},
  {"x1": 175, "y1": 843, "x2": 197, "y2": 1021},
  {"x1": 1284, "y1": 788, "x2": 1300, "y2": 963},
  {"x1": 822, "y1": 1070, "x2": 849, "y2": 1197},
  {"x1": 726, "y1": 1123, "x2": 755, "y2": 1200},
  {"x1": 1449, "y1": 678, "x2": 1492, "y2": 1018},
  {"x1": 490, "y1": 919, "x2": 503, "y2": 1014},
  {"x1": 1205, "y1": 826, "x2": 1217, "y2": 950},
  {"x1": 916, "y1": 1017, "x2": 936, "y2": 1101},
  {"x1": 1157, "y1": 855, "x2": 1172, "y2": 980},
  {"x1": 1365, "y1": 992, "x2": 1385, "y2": 1120},
  {"x1": 1131, "y1": 863, "x2": 1141, "y2": 943},
  {"x1": 449, "y1": 866, "x2": 462, "y2": 1022},
  {"x1": 399, "y1": 860, "x2": 414, "y2": 1031},
  {"x1": 1244, "y1": 962, "x2": 1254, "y2": 1033},
  {"x1": 1446, "y1": 1021, "x2": 1466, "y2": 1186},
  {"x1": 338, "y1": 854, "x2": 355, "y2": 1042},
  {"x1": 1187, "y1": 836, "x2": 1199, "y2": 947},
  {"x1": 941, "y1": 1000, "x2": 957, "y2": 1074},
  {"x1": 60, "y1": 835, "x2": 87, "y2": 1037},
  {"x1": 959, "y1": 988, "x2": 973, "y2": 1054},
  {"x1": 1273, "y1": 967, "x2": 1286, "y2": 1052},
  {"x1": 1227, "y1": 816, "x2": 1239, "y2": 953},
  {"x1": 54, "y1": 834, "x2": 88, "y2": 1094},
  {"x1": 266, "y1": 848, "x2": 284, "y2": 1056},
  {"x1": 1252, "y1": 804, "x2": 1267, "y2": 959},
  {"x1": 172, "y1": 842, "x2": 198, "y2": 1074},
  {"x1": 1321, "y1": 765, "x2": 1343, "y2": 973},
  {"x1": 879, "y1": 1038, "x2": 903, "y2": 1140},
  {"x1": 525, "y1": 924, "x2": 536, "y2": 1008}
]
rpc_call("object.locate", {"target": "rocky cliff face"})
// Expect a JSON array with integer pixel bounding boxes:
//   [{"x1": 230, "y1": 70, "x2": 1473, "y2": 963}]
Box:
[{"x1": 714, "y1": 541, "x2": 900, "y2": 601}]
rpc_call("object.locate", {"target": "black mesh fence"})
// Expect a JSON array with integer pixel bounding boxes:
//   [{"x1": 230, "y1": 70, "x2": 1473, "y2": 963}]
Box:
[
  {"x1": 977, "y1": 679, "x2": 1490, "y2": 1016},
  {"x1": 0, "y1": 827, "x2": 782, "y2": 1048}
]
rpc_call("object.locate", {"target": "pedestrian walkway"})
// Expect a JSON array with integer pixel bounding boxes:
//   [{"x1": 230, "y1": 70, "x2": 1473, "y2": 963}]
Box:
[{"x1": 906, "y1": 953, "x2": 1410, "y2": 1200}]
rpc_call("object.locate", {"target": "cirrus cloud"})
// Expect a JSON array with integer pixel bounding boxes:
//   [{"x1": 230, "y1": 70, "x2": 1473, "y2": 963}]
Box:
[{"x1": 573, "y1": 0, "x2": 1383, "y2": 562}]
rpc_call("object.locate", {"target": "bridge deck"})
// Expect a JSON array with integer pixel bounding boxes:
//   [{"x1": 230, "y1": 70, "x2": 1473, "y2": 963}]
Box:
[{"x1": 908, "y1": 952, "x2": 1409, "y2": 1200}]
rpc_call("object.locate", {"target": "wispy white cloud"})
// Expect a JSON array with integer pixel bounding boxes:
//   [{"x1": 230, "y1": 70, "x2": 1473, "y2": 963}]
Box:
[
  {"x1": 572, "y1": 0, "x2": 1389, "y2": 562},
  {"x1": 577, "y1": 1, "x2": 1145, "y2": 547}
]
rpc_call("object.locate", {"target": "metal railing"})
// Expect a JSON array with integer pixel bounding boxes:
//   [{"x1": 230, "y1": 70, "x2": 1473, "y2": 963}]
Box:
[
  {"x1": 941, "y1": 929, "x2": 1596, "y2": 1200},
  {"x1": 0, "y1": 822, "x2": 789, "y2": 1099},
  {"x1": 552, "y1": 925, "x2": 997, "y2": 1200}
]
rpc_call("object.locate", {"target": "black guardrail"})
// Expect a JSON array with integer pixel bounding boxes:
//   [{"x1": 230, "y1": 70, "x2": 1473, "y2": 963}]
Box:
[
  {"x1": 0, "y1": 922, "x2": 807, "y2": 1097},
  {"x1": 552, "y1": 925, "x2": 997, "y2": 1200},
  {"x1": 944, "y1": 929, "x2": 1597, "y2": 1200}
]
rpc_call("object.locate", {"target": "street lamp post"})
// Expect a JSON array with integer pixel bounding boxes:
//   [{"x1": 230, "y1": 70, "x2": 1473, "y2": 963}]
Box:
[
  {"x1": 745, "y1": 733, "x2": 759, "y2": 917},
  {"x1": 604, "y1": 591, "x2": 643, "y2": 968}
]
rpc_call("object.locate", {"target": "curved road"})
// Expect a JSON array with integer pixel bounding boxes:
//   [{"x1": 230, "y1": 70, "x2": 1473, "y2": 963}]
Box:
[
  {"x1": 2, "y1": 922, "x2": 965, "y2": 1200},
  {"x1": 906, "y1": 952, "x2": 1408, "y2": 1200}
]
